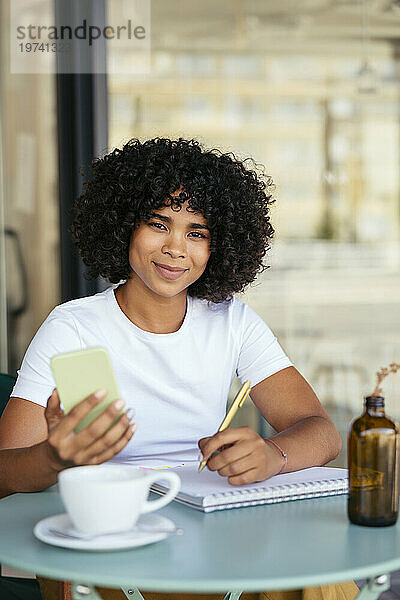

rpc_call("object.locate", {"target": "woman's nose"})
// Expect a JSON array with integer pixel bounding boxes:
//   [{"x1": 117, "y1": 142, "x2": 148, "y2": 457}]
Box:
[{"x1": 161, "y1": 233, "x2": 187, "y2": 259}]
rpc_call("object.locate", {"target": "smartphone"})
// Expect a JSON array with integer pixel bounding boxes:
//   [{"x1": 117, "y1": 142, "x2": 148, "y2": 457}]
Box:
[{"x1": 51, "y1": 347, "x2": 123, "y2": 434}]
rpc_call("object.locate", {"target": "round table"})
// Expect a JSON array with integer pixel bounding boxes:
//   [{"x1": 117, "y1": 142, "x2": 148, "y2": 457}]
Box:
[{"x1": 1, "y1": 490, "x2": 400, "y2": 594}]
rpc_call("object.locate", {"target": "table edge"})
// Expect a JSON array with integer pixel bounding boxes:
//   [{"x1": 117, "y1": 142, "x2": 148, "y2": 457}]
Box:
[{"x1": 2, "y1": 554, "x2": 400, "y2": 592}]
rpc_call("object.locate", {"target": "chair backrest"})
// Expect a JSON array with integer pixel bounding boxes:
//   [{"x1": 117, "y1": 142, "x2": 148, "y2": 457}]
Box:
[
  {"x1": 0, "y1": 372, "x2": 45, "y2": 599},
  {"x1": 0, "y1": 373, "x2": 16, "y2": 418}
]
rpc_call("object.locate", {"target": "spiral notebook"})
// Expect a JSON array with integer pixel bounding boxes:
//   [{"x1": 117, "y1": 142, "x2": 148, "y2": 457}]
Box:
[{"x1": 151, "y1": 466, "x2": 348, "y2": 512}]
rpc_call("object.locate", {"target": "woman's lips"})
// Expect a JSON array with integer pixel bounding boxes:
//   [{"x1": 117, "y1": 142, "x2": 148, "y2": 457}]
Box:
[{"x1": 153, "y1": 262, "x2": 188, "y2": 281}]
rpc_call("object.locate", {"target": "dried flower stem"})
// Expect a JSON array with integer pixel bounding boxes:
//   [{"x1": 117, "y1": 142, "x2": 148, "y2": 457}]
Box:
[{"x1": 371, "y1": 362, "x2": 400, "y2": 397}]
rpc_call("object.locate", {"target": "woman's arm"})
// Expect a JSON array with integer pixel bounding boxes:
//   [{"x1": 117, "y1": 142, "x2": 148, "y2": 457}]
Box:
[
  {"x1": 199, "y1": 366, "x2": 342, "y2": 485},
  {"x1": 0, "y1": 391, "x2": 136, "y2": 499},
  {"x1": 0, "y1": 398, "x2": 56, "y2": 498},
  {"x1": 250, "y1": 365, "x2": 342, "y2": 467}
]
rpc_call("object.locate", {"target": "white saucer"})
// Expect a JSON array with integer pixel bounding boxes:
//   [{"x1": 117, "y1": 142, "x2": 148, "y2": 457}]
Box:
[{"x1": 33, "y1": 513, "x2": 176, "y2": 551}]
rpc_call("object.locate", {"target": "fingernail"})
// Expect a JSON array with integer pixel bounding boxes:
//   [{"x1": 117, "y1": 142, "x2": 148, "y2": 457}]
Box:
[
  {"x1": 129, "y1": 423, "x2": 137, "y2": 435},
  {"x1": 114, "y1": 398, "x2": 124, "y2": 410},
  {"x1": 95, "y1": 388, "x2": 107, "y2": 399},
  {"x1": 126, "y1": 408, "x2": 135, "y2": 420}
]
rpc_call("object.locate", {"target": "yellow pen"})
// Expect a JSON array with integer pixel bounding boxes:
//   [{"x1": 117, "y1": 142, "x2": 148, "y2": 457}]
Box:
[{"x1": 198, "y1": 380, "x2": 251, "y2": 472}]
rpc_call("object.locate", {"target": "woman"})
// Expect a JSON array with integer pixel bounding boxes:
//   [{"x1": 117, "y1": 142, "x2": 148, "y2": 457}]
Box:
[{"x1": 0, "y1": 138, "x2": 357, "y2": 600}]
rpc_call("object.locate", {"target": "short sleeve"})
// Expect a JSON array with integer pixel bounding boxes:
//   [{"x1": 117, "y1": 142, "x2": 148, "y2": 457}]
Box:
[
  {"x1": 236, "y1": 303, "x2": 293, "y2": 387},
  {"x1": 10, "y1": 309, "x2": 83, "y2": 407}
]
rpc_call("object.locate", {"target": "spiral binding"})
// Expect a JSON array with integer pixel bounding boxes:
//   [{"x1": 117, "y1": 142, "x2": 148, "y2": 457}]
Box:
[{"x1": 202, "y1": 478, "x2": 348, "y2": 510}]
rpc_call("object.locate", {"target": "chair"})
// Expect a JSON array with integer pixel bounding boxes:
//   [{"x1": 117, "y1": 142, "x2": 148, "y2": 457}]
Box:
[
  {"x1": 0, "y1": 373, "x2": 43, "y2": 600},
  {"x1": 0, "y1": 373, "x2": 16, "y2": 417}
]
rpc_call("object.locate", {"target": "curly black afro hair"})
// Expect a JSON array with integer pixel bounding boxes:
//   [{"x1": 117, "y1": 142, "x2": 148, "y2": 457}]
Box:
[{"x1": 70, "y1": 137, "x2": 276, "y2": 303}]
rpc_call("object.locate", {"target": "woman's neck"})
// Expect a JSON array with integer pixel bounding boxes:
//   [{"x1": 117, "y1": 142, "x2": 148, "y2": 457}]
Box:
[{"x1": 114, "y1": 277, "x2": 188, "y2": 334}]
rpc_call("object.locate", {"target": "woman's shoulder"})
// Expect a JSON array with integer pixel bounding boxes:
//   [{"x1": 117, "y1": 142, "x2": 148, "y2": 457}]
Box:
[
  {"x1": 190, "y1": 293, "x2": 250, "y2": 324},
  {"x1": 32, "y1": 287, "x2": 114, "y2": 344},
  {"x1": 192, "y1": 295, "x2": 275, "y2": 347},
  {"x1": 50, "y1": 285, "x2": 113, "y2": 319}
]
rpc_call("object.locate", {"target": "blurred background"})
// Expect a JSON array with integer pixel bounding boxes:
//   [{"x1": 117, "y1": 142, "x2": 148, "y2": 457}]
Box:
[{"x1": 1, "y1": 0, "x2": 400, "y2": 468}]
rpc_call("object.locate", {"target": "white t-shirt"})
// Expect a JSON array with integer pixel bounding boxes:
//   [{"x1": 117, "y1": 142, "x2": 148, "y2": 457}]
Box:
[{"x1": 11, "y1": 285, "x2": 293, "y2": 466}]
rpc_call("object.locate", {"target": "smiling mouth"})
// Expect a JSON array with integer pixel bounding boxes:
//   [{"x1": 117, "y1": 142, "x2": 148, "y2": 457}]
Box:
[{"x1": 152, "y1": 262, "x2": 188, "y2": 281}]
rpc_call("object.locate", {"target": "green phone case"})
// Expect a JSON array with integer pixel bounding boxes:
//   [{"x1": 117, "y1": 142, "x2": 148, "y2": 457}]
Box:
[{"x1": 50, "y1": 347, "x2": 123, "y2": 434}]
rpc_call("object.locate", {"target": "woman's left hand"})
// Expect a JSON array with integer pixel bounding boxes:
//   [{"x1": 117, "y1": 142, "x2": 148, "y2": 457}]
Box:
[{"x1": 198, "y1": 426, "x2": 283, "y2": 485}]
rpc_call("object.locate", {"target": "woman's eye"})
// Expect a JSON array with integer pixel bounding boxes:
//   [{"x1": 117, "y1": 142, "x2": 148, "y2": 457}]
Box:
[
  {"x1": 189, "y1": 231, "x2": 208, "y2": 239},
  {"x1": 148, "y1": 222, "x2": 207, "y2": 239},
  {"x1": 149, "y1": 222, "x2": 166, "y2": 230}
]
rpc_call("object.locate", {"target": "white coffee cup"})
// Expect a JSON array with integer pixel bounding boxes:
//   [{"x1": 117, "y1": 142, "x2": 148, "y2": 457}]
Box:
[{"x1": 58, "y1": 465, "x2": 181, "y2": 536}]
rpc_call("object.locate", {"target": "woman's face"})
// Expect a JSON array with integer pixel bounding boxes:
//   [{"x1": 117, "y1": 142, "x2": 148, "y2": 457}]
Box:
[{"x1": 128, "y1": 201, "x2": 211, "y2": 298}]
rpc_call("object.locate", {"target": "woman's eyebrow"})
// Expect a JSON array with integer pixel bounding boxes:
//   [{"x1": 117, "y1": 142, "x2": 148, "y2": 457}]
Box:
[{"x1": 150, "y1": 212, "x2": 209, "y2": 230}]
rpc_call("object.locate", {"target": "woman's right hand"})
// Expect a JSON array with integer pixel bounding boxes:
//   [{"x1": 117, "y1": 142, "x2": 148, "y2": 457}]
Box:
[{"x1": 44, "y1": 388, "x2": 136, "y2": 473}]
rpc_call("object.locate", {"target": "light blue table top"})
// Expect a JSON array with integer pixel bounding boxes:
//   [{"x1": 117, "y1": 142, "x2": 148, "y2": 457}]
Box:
[{"x1": 1, "y1": 490, "x2": 400, "y2": 593}]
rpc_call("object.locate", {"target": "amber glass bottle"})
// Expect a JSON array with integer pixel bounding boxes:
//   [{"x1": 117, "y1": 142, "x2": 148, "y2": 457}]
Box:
[{"x1": 348, "y1": 395, "x2": 399, "y2": 526}]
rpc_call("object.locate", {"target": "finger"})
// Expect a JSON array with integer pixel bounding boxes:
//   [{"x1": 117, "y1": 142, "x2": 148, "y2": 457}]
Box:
[
  {"x1": 227, "y1": 467, "x2": 259, "y2": 486},
  {"x1": 73, "y1": 397, "x2": 126, "y2": 447},
  {"x1": 75, "y1": 410, "x2": 133, "y2": 462},
  {"x1": 53, "y1": 396, "x2": 127, "y2": 462},
  {"x1": 86, "y1": 423, "x2": 137, "y2": 465},
  {"x1": 207, "y1": 440, "x2": 254, "y2": 472},
  {"x1": 49, "y1": 389, "x2": 107, "y2": 442},
  {"x1": 45, "y1": 389, "x2": 60, "y2": 411},
  {"x1": 216, "y1": 453, "x2": 257, "y2": 478},
  {"x1": 220, "y1": 443, "x2": 234, "y2": 451},
  {"x1": 45, "y1": 389, "x2": 64, "y2": 425},
  {"x1": 200, "y1": 427, "x2": 256, "y2": 462},
  {"x1": 198, "y1": 437, "x2": 211, "y2": 451}
]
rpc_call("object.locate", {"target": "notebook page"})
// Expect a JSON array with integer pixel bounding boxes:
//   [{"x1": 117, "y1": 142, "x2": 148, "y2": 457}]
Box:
[{"x1": 153, "y1": 465, "x2": 348, "y2": 498}]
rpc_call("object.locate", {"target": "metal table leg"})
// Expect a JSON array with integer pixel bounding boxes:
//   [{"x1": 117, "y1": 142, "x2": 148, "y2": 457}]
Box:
[
  {"x1": 355, "y1": 574, "x2": 390, "y2": 600},
  {"x1": 121, "y1": 587, "x2": 241, "y2": 599},
  {"x1": 72, "y1": 583, "x2": 104, "y2": 600},
  {"x1": 121, "y1": 586, "x2": 146, "y2": 599},
  {"x1": 72, "y1": 584, "x2": 146, "y2": 599},
  {"x1": 76, "y1": 578, "x2": 388, "y2": 600}
]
